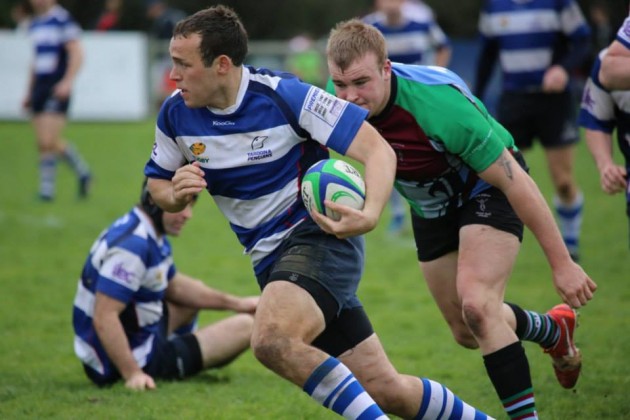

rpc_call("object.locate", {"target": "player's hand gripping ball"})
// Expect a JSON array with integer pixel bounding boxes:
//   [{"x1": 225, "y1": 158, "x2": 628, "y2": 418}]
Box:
[{"x1": 301, "y1": 159, "x2": 366, "y2": 221}]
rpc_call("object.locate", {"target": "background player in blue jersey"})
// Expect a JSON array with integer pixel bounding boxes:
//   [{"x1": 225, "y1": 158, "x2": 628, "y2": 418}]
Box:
[
  {"x1": 579, "y1": 47, "x2": 630, "y2": 246},
  {"x1": 72, "y1": 179, "x2": 258, "y2": 390},
  {"x1": 474, "y1": 0, "x2": 591, "y2": 262},
  {"x1": 144, "y1": 5, "x2": 495, "y2": 419},
  {"x1": 22, "y1": 0, "x2": 92, "y2": 201},
  {"x1": 599, "y1": 11, "x2": 630, "y2": 90},
  {"x1": 363, "y1": 0, "x2": 451, "y2": 234},
  {"x1": 363, "y1": 0, "x2": 451, "y2": 67},
  {"x1": 326, "y1": 19, "x2": 597, "y2": 419}
]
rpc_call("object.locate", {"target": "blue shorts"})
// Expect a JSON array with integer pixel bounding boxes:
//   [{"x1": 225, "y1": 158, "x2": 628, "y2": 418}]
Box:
[
  {"x1": 31, "y1": 78, "x2": 71, "y2": 114},
  {"x1": 256, "y1": 218, "x2": 373, "y2": 356}
]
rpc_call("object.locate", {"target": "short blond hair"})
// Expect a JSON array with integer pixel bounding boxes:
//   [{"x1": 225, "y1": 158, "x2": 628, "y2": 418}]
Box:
[{"x1": 326, "y1": 19, "x2": 388, "y2": 71}]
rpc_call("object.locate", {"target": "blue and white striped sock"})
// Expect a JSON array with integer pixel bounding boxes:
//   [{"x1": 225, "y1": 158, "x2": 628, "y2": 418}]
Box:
[
  {"x1": 303, "y1": 356, "x2": 387, "y2": 419},
  {"x1": 39, "y1": 154, "x2": 57, "y2": 199},
  {"x1": 416, "y1": 378, "x2": 494, "y2": 420},
  {"x1": 62, "y1": 143, "x2": 90, "y2": 177},
  {"x1": 553, "y1": 192, "x2": 584, "y2": 256}
]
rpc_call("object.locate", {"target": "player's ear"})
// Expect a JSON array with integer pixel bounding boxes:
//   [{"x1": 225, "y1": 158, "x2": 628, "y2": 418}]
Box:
[
  {"x1": 383, "y1": 59, "x2": 392, "y2": 80},
  {"x1": 216, "y1": 55, "x2": 233, "y2": 74}
]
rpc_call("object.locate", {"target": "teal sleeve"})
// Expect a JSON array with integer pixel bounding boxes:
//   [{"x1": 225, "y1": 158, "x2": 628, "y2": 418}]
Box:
[{"x1": 417, "y1": 86, "x2": 512, "y2": 173}]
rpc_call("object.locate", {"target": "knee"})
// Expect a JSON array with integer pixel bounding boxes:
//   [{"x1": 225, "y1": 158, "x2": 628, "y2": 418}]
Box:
[
  {"x1": 363, "y1": 376, "x2": 407, "y2": 414},
  {"x1": 451, "y1": 327, "x2": 479, "y2": 349},
  {"x1": 234, "y1": 313, "x2": 255, "y2": 338},
  {"x1": 556, "y1": 182, "x2": 574, "y2": 200},
  {"x1": 461, "y1": 301, "x2": 490, "y2": 341},
  {"x1": 251, "y1": 324, "x2": 290, "y2": 370},
  {"x1": 443, "y1": 313, "x2": 479, "y2": 349}
]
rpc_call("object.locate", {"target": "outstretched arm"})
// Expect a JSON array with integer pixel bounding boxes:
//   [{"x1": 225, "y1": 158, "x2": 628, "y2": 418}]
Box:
[
  {"x1": 478, "y1": 150, "x2": 597, "y2": 307},
  {"x1": 166, "y1": 273, "x2": 258, "y2": 314}
]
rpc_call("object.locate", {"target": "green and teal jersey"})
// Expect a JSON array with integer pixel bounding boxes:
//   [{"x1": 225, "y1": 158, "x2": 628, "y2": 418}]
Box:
[{"x1": 328, "y1": 64, "x2": 518, "y2": 218}]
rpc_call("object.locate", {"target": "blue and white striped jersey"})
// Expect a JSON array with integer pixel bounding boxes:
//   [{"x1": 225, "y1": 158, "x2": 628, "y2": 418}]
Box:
[
  {"x1": 578, "y1": 49, "x2": 630, "y2": 160},
  {"x1": 478, "y1": 0, "x2": 590, "y2": 92},
  {"x1": 363, "y1": 2, "x2": 449, "y2": 65},
  {"x1": 73, "y1": 207, "x2": 176, "y2": 380},
  {"x1": 144, "y1": 66, "x2": 368, "y2": 275},
  {"x1": 28, "y1": 5, "x2": 81, "y2": 81},
  {"x1": 615, "y1": 16, "x2": 630, "y2": 50}
]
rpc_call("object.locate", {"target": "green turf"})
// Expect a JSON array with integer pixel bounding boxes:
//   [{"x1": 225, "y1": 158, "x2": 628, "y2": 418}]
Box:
[{"x1": 0, "y1": 119, "x2": 628, "y2": 419}]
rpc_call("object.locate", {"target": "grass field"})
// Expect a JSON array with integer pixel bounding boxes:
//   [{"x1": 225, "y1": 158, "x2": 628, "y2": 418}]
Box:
[{"x1": 0, "y1": 119, "x2": 629, "y2": 419}]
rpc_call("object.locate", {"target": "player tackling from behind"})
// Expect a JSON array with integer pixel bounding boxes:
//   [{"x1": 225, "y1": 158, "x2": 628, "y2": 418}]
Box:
[
  {"x1": 326, "y1": 20, "x2": 597, "y2": 420},
  {"x1": 145, "y1": 5, "x2": 495, "y2": 419}
]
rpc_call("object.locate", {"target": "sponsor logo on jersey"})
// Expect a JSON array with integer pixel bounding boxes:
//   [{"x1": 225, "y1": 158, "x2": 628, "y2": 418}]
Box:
[
  {"x1": 212, "y1": 120, "x2": 235, "y2": 126},
  {"x1": 189, "y1": 142, "x2": 206, "y2": 155},
  {"x1": 304, "y1": 87, "x2": 345, "y2": 127},
  {"x1": 112, "y1": 263, "x2": 134, "y2": 284},
  {"x1": 188, "y1": 142, "x2": 209, "y2": 163},
  {"x1": 251, "y1": 136, "x2": 267, "y2": 150},
  {"x1": 247, "y1": 136, "x2": 272, "y2": 161}
]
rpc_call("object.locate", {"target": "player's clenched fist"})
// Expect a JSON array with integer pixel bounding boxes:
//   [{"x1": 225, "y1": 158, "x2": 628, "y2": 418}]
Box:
[{"x1": 172, "y1": 162, "x2": 206, "y2": 205}]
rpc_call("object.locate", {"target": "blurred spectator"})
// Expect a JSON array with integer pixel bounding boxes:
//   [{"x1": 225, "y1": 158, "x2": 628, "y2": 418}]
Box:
[
  {"x1": 146, "y1": 0, "x2": 185, "y2": 40},
  {"x1": 363, "y1": 0, "x2": 452, "y2": 235},
  {"x1": 10, "y1": 0, "x2": 33, "y2": 33},
  {"x1": 146, "y1": 0, "x2": 186, "y2": 108},
  {"x1": 363, "y1": 0, "x2": 451, "y2": 66},
  {"x1": 285, "y1": 34, "x2": 325, "y2": 87},
  {"x1": 589, "y1": 1, "x2": 613, "y2": 52},
  {"x1": 94, "y1": 0, "x2": 122, "y2": 31}
]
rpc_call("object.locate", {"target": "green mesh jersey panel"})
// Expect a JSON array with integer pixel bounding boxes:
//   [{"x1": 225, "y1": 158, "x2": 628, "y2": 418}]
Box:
[
  {"x1": 374, "y1": 67, "x2": 517, "y2": 218},
  {"x1": 394, "y1": 75, "x2": 515, "y2": 174}
]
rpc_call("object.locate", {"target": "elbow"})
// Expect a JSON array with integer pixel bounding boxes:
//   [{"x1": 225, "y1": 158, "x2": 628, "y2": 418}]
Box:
[{"x1": 597, "y1": 67, "x2": 612, "y2": 91}]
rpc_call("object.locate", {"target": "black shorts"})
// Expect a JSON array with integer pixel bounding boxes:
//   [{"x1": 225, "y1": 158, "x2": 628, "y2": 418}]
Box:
[
  {"x1": 142, "y1": 308, "x2": 203, "y2": 381},
  {"x1": 256, "y1": 218, "x2": 374, "y2": 356},
  {"x1": 31, "y1": 78, "x2": 71, "y2": 114},
  {"x1": 411, "y1": 186, "x2": 524, "y2": 262},
  {"x1": 83, "y1": 306, "x2": 203, "y2": 386},
  {"x1": 498, "y1": 91, "x2": 578, "y2": 149}
]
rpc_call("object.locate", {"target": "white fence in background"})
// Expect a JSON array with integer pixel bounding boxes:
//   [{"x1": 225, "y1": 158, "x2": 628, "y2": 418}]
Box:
[
  {"x1": 0, "y1": 30, "x2": 149, "y2": 121},
  {"x1": 0, "y1": 31, "x2": 304, "y2": 122}
]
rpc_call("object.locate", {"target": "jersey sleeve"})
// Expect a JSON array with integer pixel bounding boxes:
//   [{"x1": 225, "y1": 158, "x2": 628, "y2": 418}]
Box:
[
  {"x1": 428, "y1": 21, "x2": 449, "y2": 48},
  {"x1": 277, "y1": 79, "x2": 369, "y2": 155},
  {"x1": 425, "y1": 85, "x2": 509, "y2": 173},
  {"x1": 578, "y1": 52, "x2": 616, "y2": 133},
  {"x1": 95, "y1": 248, "x2": 146, "y2": 303},
  {"x1": 144, "y1": 100, "x2": 189, "y2": 180},
  {"x1": 616, "y1": 16, "x2": 630, "y2": 49}
]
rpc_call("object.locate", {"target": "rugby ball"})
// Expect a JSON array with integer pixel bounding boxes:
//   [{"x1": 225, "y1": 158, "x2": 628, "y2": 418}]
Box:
[{"x1": 301, "y1": 159, "x2": 366, "y2": 221}]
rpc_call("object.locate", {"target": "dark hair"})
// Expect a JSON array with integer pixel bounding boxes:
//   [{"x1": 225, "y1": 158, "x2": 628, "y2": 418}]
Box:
[
  {"x1": 140, "y1": 178, "x2": 165, "y2": 234},
  {"x1": 172, "y1": 5, "x2": 248, "y2": 67}
]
